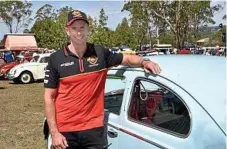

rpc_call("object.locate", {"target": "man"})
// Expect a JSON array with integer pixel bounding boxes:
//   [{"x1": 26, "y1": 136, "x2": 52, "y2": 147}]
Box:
[{"x1": 44, "y1": 10, "x2": 161, "y2": 149}]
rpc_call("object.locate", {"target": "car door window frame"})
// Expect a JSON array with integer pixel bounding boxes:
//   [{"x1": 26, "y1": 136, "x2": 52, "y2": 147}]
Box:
[
  {"x1": 127, "y1": 77, "x2": 192, "y2": 138},
  {"x1": 104, "y1": 75, "x2": 126, "y2": 116}
]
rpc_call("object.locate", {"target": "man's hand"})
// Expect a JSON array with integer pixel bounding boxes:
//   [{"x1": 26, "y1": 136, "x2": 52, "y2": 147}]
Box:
[
  {"x1": 142, "y1": 61, "x2": 162, "y2": 75},
  {"x1": 52, "y1": 132, "x2": 68, "y2": 149},
  {"x1": 121, "y1": 55, "x2": 162, "y2": 74}
]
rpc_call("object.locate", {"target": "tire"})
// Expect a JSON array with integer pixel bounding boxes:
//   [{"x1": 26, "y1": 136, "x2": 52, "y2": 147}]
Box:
[
  {"x1": 19, "y1": 72, "x2": 33, "y2": 84},
  {"x1": 47, "y1": 134, "x2": 54, "y2": 149}
]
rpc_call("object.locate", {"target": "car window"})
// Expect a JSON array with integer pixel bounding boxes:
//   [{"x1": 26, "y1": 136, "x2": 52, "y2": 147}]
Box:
[
  {"x1": 39, "y1": 57, "x2": 49, "y2": 63},
  {"x1": 104, "y1": 75, "x2": 126, "y2": 115},
  {"x1": 128, "y1": 79, "x2": 190, "y2": 136},
  {"x1": 31, "y1": 56, "x2": 39, "y2": 62}
]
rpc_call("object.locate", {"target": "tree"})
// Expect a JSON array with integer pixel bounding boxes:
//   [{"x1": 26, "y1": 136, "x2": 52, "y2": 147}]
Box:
[
  {"x1": 122, "y1": 2, "x2": 150, "y2": 50},
  {"x1": 23, "y1": 28, "x2": 30, "y2": 33},
  {"x1": 114, "y1": 18, "x2": 135, "y2": 48},
  {"x1": 35, "y1": 4, "x2": 57, "y2": 21},
  {"x1": 31, "y1": 6, "x2": 73, "y2": 49},
  {"x1": 123, "y1": 1, "x2": 223, "y2": 48},
  {"x1": 89, "y1": 8, "x2": 111, "y2": 47},
  {"x1": 99, "y1": 8, "x2": 108, "y2": 27},
  {"x1": 0, "y1": 1, "x2": 33, "y2": 33}
]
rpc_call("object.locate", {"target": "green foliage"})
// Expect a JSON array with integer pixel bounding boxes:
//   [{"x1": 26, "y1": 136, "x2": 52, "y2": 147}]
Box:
[
  {"x1": 13, "y1": 1, "x2": 224, "y2": 50},
  {"x1": 35, "y1": 4, "x2": 57, "y2": 21},
  {"x1": 123, "y1": 1, "x2": 223, "y2": 48},
  {"x1": 114, "y1": 18, "x2": 135, "y2": 48},
  {"x1": 0, "y1": 1, "x2": 33, "y2": 33},
  {"x1": 31, "y1": 6, "x2": 73, "y2": 49}
]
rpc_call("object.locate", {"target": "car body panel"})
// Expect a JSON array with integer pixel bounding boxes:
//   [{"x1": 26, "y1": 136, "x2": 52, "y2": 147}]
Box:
[
  {"x1": 115, "y1": 72, "x2": 225, "y2": 149},
  {"x1": 142, "y1": 55, "x2": 226, "y2": 133},
  {"x1": 7, "y1": 53, "x2": 51, "y2": 81},
  {"x1": 0, "y1": 55, "x2": 32, "y2": 78},
  {"x1": 43, "y1": 55, "x2": 226, "y2": 149}
]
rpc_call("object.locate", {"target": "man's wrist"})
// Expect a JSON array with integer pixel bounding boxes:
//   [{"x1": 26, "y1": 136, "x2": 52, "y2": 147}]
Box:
[{"x1": 140, "y1": 58, "x2": 150, "y2": 67}]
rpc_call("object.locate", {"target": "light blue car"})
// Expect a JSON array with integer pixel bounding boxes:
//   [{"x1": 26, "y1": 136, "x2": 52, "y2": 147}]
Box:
[{"x1": 44, "y1": 55, "x2": 226, "y2": 149}]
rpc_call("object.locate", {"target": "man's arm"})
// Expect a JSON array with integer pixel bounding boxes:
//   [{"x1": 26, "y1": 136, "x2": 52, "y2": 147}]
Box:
[
  {"x1": 121, "y1": 54, "x2": 161, "y2": 74},
  {"x1": 44, "y1": 88, "x2": 58, "y2": 135},
  {"x1": 44, "y1": 88, "x2": 68, "y2": 149},
  {"x1": 44, "y1": 55, "x2": 68, "y2": 149},
  {"x1": 103, "y1": 48, "x2": 161, "y2": 74}
]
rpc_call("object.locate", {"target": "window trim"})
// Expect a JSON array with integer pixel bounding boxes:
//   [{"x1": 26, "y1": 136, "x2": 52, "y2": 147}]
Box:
[
  {"x1": 104, "y1": 77, "x2": 126, "y2": 116},
  {"x1": 127, "y1": 77, "x2": 192, "y2": 138}
]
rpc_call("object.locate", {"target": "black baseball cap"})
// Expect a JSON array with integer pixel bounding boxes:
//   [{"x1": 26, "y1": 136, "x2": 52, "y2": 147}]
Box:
[{"x1": 66, "y1": 10, "x2": 89, "y2": 26}]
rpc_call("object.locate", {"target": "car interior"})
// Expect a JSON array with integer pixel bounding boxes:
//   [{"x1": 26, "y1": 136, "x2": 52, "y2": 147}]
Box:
[{"x1": 129, "y1": 80, "x2": 190, "y2": 135}]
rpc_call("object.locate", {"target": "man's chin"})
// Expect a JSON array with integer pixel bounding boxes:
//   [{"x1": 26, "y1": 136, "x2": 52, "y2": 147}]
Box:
[{"x1": 73, "y1": 40, "x2": 86, "y2": 45}]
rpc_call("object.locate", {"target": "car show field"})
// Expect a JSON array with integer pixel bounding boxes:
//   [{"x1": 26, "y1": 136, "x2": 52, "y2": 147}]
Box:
[{"x1": 0, "y1": 80, "x2": 45, "y2": 149}]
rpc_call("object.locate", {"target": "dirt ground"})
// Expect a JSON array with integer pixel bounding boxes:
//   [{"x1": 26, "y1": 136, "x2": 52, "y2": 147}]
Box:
[{"x1": 0, "y1": 80, "x2": 46, "y2": 149}]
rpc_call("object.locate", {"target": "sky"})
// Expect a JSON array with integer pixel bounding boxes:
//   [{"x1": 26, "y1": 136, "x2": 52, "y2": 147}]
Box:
[{"x1": 0, "y1": 0, "x2": 226, "y2": 40}]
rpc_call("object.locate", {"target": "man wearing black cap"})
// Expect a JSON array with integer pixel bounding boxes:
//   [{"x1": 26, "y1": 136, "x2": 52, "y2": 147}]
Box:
[{"x1": 44, "y1": 10, "x2": 161, "y2": 149}]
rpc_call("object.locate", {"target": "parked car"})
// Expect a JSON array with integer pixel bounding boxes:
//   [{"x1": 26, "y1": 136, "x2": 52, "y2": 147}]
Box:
[
  {"x1": 43, "y1": 55, "x2": 226, "y2": 149},
  {"x1": 0, "y1": 58, "x2": 6, "y2": 67},
  {"x1": 6, "y1": 53, "x2": 51, "y2": 84},
  {"x1": 178, "y1": 49, "x2": 191, "y2": 54},
  {"x1": 0, "y1": 55, "x2": 32, "y2": 78}
]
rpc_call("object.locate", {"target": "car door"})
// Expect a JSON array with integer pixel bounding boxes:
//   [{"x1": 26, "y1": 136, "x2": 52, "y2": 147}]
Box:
[
  {"x1": 104, "y1": 75, "x2": 128, "y2": 149},
  {"x1": 37, "y1": 56, "x2": 49, "y2": 79},
  {"x1": 118, "y1": 73, "x2": 226, "y2": 149}
]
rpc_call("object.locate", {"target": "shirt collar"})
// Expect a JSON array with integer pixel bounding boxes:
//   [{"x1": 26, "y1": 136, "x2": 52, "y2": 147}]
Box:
[{"x1": 63, "y1": 42, "x2": 97, "y2": 58}]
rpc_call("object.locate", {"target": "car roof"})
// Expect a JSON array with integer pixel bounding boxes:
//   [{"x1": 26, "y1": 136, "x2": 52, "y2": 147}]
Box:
[
  {"x1": 35, "y1": 53, "x2": 51, "y2": 57},
  {"x1": 111, "y1": 55, "x2": 226, "y2": 133}
]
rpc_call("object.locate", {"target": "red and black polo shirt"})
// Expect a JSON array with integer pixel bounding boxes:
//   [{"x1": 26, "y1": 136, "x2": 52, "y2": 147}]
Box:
[{"x1": 44, "y1": 42, "x2": 123, "y2": 132}]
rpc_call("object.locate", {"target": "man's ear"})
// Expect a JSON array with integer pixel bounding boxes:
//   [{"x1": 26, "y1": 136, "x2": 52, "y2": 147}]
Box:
[{"x1": 65, "y1": 27, "x2": 70, "y2": 36}]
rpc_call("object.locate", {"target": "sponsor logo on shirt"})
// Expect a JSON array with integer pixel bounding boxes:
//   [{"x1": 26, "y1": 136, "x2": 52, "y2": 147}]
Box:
[
  {"x1": 87, "y1": 56, "x2": 99, "y2": 67},
  {"x1": 60, "y1": 62, "x2": 74, "y2": 67}
]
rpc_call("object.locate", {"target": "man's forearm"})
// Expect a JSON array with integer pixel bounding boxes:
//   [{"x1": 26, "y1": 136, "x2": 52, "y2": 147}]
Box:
[
  {"x1": 122, "y1": 55, "x2": 144, "y2": 67},
  {"x1": 44, "y1": 98, "x2": 59, "y2": 135}
]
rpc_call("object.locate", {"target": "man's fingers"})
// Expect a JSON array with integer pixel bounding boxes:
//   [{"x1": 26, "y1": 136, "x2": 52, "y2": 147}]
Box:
[
  {"x1": 63, "y1": 137, "x2": 69, "y2": 148},
  {"x1": 154, "y1": 66, "x2": 160, "y2": 74},
  {"x1": 54, "y1": 145, "x2": 62, "y2": 149},
  {"x1": 59, "y1": 143, "x2": 67, "y2": 149},
  {"x1": 156, "y1": 64, "x2": 162, "y2": 72}
]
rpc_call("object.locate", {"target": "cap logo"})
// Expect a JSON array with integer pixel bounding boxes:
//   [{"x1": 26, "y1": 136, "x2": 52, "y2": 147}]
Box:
[
  {"x1": 87, "y1": 56, "x2": 98, "y2": 65},
  {"x1": 72, "y1": 10, "x2": 82, "y2": 18}
]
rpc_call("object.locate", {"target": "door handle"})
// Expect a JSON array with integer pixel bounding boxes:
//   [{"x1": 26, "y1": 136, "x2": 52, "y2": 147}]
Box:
[{"x1": 108, "y1": 129, "x2": 118, "y2": 138}]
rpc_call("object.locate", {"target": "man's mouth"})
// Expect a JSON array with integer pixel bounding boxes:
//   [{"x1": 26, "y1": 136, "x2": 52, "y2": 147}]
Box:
[{"x1": 75, "y1": 36, "x2": 84, "y2": 40}]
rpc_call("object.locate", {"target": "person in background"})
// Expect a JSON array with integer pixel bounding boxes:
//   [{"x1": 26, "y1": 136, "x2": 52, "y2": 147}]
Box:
[{"x1": 3, "y1": 51, "x2": 14, "y2": 63}]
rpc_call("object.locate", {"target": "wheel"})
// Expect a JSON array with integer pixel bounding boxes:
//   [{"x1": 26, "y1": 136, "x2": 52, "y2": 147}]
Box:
[
  {"x1": 19, "y1": 72, "x2": 33, "y2": 84},
  {"x1": 47, "y1": 134, "x2": 54, "y2": 149}
]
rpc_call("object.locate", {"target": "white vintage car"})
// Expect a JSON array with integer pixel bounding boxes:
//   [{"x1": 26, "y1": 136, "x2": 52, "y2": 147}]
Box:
[
  {"x1": 7, "y1": 53, "x2": 51, "y2": 84},
  {"x1": 43, "y1": 55, "x2": 226, "y2": 149}
]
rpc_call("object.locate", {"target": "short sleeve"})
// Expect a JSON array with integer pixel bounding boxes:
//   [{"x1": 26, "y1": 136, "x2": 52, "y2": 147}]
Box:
[
  {"x1": 103, "y1": 47, "x2": 123, "y2": 68},
  {"x1": 44, "y1": 55, "x2": 59, "y2": 88}
]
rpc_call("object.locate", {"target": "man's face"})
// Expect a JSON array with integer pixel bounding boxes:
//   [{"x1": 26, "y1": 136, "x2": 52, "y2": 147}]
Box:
[{"x1": 65, "y1": 20, "x2": 89, "y2": 45}]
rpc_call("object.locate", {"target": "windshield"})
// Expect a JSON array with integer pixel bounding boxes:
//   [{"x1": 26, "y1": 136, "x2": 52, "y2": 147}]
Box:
[
  {"x1": 15, "y1": 57, "x2": 23, "y2": 62},
  {"x1": 31, "y1": 56, "x2": 39, "y2": 62}
]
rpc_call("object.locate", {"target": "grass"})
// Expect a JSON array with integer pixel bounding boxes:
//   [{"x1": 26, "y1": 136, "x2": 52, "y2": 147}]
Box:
[{"x1": 0, "y1": 80, "x2": 46, "y2": 149}]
